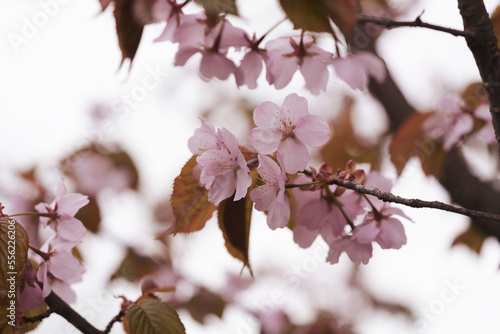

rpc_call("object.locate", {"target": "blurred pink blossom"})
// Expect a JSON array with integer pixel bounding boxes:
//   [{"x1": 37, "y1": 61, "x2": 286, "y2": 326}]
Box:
[
  {"x1": 331, "y1": 51, "x2": 386, "y2": 90},
  {"x1": 265, "y1": 35, "x2": 333, "y2": 95},
  {"x1": 250, "y1": 155, "x2": 290, "y2": 230},
  {"x1": 423, "y1": 94, "x2": 474, "y2": 151},
  {"x1": 251, "y1": 93, "x2": 330, "y2": 174},
  {"x1": 326, "y1": 235, "x2": 373, "y2": 265},
  {"x1": 475, "y1": 104, "x2": 496, "y2": 145}
]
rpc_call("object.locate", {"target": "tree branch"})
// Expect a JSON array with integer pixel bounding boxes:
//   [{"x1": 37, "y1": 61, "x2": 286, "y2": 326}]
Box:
[
  {"x1": 358, "y1": 14, "x2": 472, "y2": 37},
  {"x1": 328, "y1": 177, "x2": 500, "y2": 223},
  {"x1": 103, "y1": 311, "x2": 125, "y2": 334},
  {"x1": 457, "y1": 0, "x2": 500, "y2": 156}
]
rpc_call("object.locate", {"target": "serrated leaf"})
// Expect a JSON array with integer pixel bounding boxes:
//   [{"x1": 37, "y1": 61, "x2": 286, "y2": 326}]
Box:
[
  {"x1": 125, "y1": 299, "x2": 185, "y2": 334},
  {"x1": 0, "y1": 218, "x2": 29, "y2": 295},
  {"x1": 279, "y1": 0, "x2": 333, "y2": 34},
  {"x1": 452, "y1": 223, "x2": 487, "y2": 254},
  {"x1": 195, "y1": 0, "x2": 238, "y2": 18},
  {"x1": 217, "y1": 172, "x2": 256, "y2": 273},
  {"x1": 169, "y1": 156, "x2": 216, "y2": 234},
  {"x1": 182, "y1": 287, "x2": 226, "y2": 324},
  {"x1": 389, "y1": 112, "x2": 444, "y2": 180},
  {"x1": 114, "y1": 0, "x2": 145, "y2": 67}
]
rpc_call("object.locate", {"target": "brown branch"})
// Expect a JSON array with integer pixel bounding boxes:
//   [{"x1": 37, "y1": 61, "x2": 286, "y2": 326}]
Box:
[
  {"x1": 103, "y1": 311, "x2": 125, "y2": 334},
  {"x1": 328, "y1": 177, "x2": 500, "y2": 223},
  {"x1": 457, "y1": 0, "x2": 500, "y2": 156},
  {"x1": 358, "y1": 14, "x2": 472, "y2": 37}
]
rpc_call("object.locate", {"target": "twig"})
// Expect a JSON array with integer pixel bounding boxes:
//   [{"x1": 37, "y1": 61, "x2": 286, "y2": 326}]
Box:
[
  {"x1": 358, "y1": 14, "x2": 472, "y2": 37},
  {"x1": 103, "y1": 311, "x2": 125, "y2": 334},
  {"x1": 329, "y1": 177, "x2": 500, "y2": 222}
]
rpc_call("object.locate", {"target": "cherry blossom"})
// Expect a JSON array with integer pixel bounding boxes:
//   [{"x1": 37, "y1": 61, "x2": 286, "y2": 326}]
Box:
[
  {"x1": 251, "y1": 93, "x2": 330, "y2": 174},
  {"x1": 352, "y1": 204, "x2": 410, "y2": 250},
  {"x1": 422, "y1": 94, "x2": 474, "y2": 151},
  {"x1": 265, "y1": 35, "x2": 333, "y2": 95},
  {"x1": 172, "y1": 14, "x2": 246, "y2": 82},
  {"x1": 196, "y1": 127, "x2": 252, "y2": 205},
  {"x1": 250, "y1": 155, "x2": 290, "y2": 230},
  {"x1": 35, "y1": 178, "x2": 89, "y2": 242},
  {"x1": 17, "y1": 261, "x2": 44, "y2": 311},
  {"x1": 235, "y1": 34, "x2": 267, "y2": 89},
  {"x1": 331, "y1": 52, "x2": 386, "y2": 90},
  {"x1": 36, "y1": 235, "x2": 85, "y2": 298},
  {"x1": 188, "y1": 120, "x2": 220, "y2": 155},
  {"x1": 326, "y1": 235, "x2": 373, "y2": 265}
]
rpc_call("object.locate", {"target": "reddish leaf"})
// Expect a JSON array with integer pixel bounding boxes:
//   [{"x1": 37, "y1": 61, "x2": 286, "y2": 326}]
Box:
[
  {"x1": 389, "y1": 112, "x2": 445, "y2": 180},
  {"x1": 279, "y1": 0, "x2": 334, "y2": 34},
  {"x1": 169, "y1": 156, "x2": 216, "y2": 234},
  {"x1": 111, "y1": 247, "x2": 164, "y2": 282},
  {"x1": 452, "y1": 223, "x2": 488, "y2": 254},
  {"x1": 182, "y1": 287, "x2": 226, "y2": 324},
  {"x1": 124, "y1": 298, "x2": 185, "y2": 334},
  {"x1": 320, "y1": 97, "x2": 382, "y2": 171},
  {"x1": 74, "y1": 196, "x2": 101, "y2": 234},
  {"x1": 194, "y1": 0, "x2": 238, "y2": 18},
  {"x1": 217, "y1": 172, "x2": 256, "y2": 273},
  {"x1": 322, "y1": 0, "x2": 360, "y2": 34},
  {"x1": 491, "y1": 6, "x2": 500, "y2": 49},
  {"x1": 114, "y1": 0, "x2": 145, "y2": 67}
]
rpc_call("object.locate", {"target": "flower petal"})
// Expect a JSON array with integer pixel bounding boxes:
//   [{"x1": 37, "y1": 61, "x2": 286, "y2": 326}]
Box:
[{"x1": 293, "y1": 115, "x2": 330, "y2": 147}]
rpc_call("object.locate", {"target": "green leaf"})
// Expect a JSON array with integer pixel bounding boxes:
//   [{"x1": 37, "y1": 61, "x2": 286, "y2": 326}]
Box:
[
  {"x1": 194, "y1": 0, "x2": 238, "y2": 17},
  {"x1": 126, "y1": 299, "x2": 186, "y2": 334},
  {"x1": 217, "y1": 172, "x2": 256, "y2": 274},
  {"x1": 169, "y1": 156, "x2": 216, "y2": 234}
]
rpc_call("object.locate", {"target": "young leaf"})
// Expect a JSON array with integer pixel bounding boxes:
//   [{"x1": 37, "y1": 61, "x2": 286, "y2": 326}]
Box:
[
  {"x1": 279, "y1": 0, "x2": 333, "y2": 34},
  {"x1": 169, "y1": 156, "x2": 216, "y2": 234},
  {"x1": 322, "y1": 0, "x2": 360, "y2": 34},
  {"x1": 125, "y1": 298, "x2": 186, "y2": 334},
  {"x1": 389, "y1": 112, "x2": 444, "y2": 180},
  {"x1": 74, "y1": 196, "x2": 101, "y2": 234},
  {"x1": 194, "y1": 0, "x2": 238, "y2": 17},
  {"x1": 452, "y1": 222, "x2": 488, "y2": 254},
  {"x1": 217, "y1": 173, "x2": 255, "y2": 274},
  {"x1": 114, "y1": 0, "x2": 145, "y2": 67},
  {"x1": 181, "y1": 287, "x2": 226, "y2": 324}
]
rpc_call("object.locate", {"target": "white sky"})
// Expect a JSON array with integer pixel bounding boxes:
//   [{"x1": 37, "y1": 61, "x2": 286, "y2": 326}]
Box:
[{"x1": 2, "y1": 0, "x2": 500, "y2": 333}]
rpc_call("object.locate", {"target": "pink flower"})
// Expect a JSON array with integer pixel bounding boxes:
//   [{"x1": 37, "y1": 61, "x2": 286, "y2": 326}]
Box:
[
  {"x1": 352, "y1": 204, "x2": 410, "y2": 250},
  {"x1": 251, "y1": 93, "x2": 330, "y2": 174},
  {"x1": 35, "y1": 178, "x2": 89, "y2": 242},
  {"x1": 36, "y1": 235, "x2": 85, "y2": 298},
  {"x1": 475, "y1": 104, "x2": 496, "y2": 145},
  {"x1": 331, "y1": 52, "x2": 386, "y2": 90},
  {"x1": 196, "y1": 128, "x2": 252, "y2": 205},
  {"x1": 18, "y1": 261, "x2": 44, "y2": 311},
  {"x1": 188, "y1": 120, "x2": 220, "y2": 155},
  {"x1": 422, "y1": 94, "x2": 474, "y2": 151},
  {"x1": 235, "y1": 34, "x2": 267, "y2": 89},
  {"x1": 265, "y1": 35, "x2": 333, "y2": 95},
  {"x1": 250, "y1": 155, "x2": 290, "y2": 230},
  {"x1": 173, "y1": 14, "x2": 246, "y2": 82},
  {"x1": 326, "y1": 235, "x2": 373, "y2": 265}
]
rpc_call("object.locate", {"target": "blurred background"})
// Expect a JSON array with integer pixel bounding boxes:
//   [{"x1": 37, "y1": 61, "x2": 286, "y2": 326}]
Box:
[{"x1": 1, "y1": 0, "x2": 500, "y2": 333}]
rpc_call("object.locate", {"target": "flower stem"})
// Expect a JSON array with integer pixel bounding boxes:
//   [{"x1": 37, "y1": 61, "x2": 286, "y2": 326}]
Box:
[
  {"x1": 285, "y1": 181, "x2": 323, "y2": 189},
  {"x1": 326, "y1": 187, "x2": 355, "y2": 230}
]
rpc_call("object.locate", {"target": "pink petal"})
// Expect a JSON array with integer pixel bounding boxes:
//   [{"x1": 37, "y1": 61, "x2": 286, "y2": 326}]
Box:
[
  {"x1": 237, "y1": 51, "x2": 264, "y2": 89},
  {"x1": 265, "y1": 55, "x2": 298, "y2": 89},
  {"x1": 49, "y1": 251, "x2": 85, "y2": 282},
  {"x1": 250, "y1": 185, "x2": 275, "y2": 211},
  {"x1": 345, "y1": 240, "x2": 373, "y2": 265},
  {"x1": 300, "y1": 54, "x2": 331, "y2": 95},
  {"x1": 293, "y1": 115, "x2": 330, "y2": 147},
  {"x1": 250, "y1": 128, "x2": 282, "y2": 154},
  {"x1": 376, "y1": 217, "x2": 407, "y2": 249},
  {"x1": 442, "y1": 113, "x2": 473, "y2": 150},
  {"x1": 280, "y1": 93, "x2": 309, "y2": 120},
  {"x1": 293, "y1": 224, "x2": 319, "y2": 248},
  {"x1": 188, "y1": 120, "x2": 218, "y2": 155},
  {"x1": 174, "y1": 47, "x2": 199, "y2": 66},
  {"x1": 277, "y1": 138, "x2": 310, "y2": 174},
  {"x1": 57, "y1": 215, "x2": 86, "y2": 241},
  {"x1": 57, "y1": 193, "x2": 89, "y2": 217},
  {"x1": 253, "y1": 101, "x2": 281, "y2": 128},
  {"x1": 56, "y1": 178, "x2": 67, "y2": 200},
  {"x1": 36, "y1": 263, "x2": 51, "y2": 298},
  {"x1": 234, "y1": 168, "x2": 252, "y2": 201},
  {"x1": 267, "y1": 194, "x2": 290, "y2": 230},
  {"x1": 199, "y1": 52, "x2": 239, "y2": 81},
  {"x1": 326, "y1": 238, "x2": 349, "y2": 264},
  {"x1": 208, "y1": 174, "x2": 236, "y2": 205},
  {"x1": 257, "y1": 154, "x2": 282, "y2": 182},
  {"x1": 356, "y1": 52, "x2": 386, "y2": 84},
  {"x1": 352, "y1": 222, "x2": 380, "y2": 244}
]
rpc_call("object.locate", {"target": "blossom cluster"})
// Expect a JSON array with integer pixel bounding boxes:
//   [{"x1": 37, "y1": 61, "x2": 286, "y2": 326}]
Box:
[
  {"x1": 18, "y1": 179, "x2": 89, "y2": 310},
  {"x1": 149, "y1": 0, "x2": 386, "y2": 94},
  {"x1": 188, "y1": 93, "x2": 410, "y2": 264}
]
